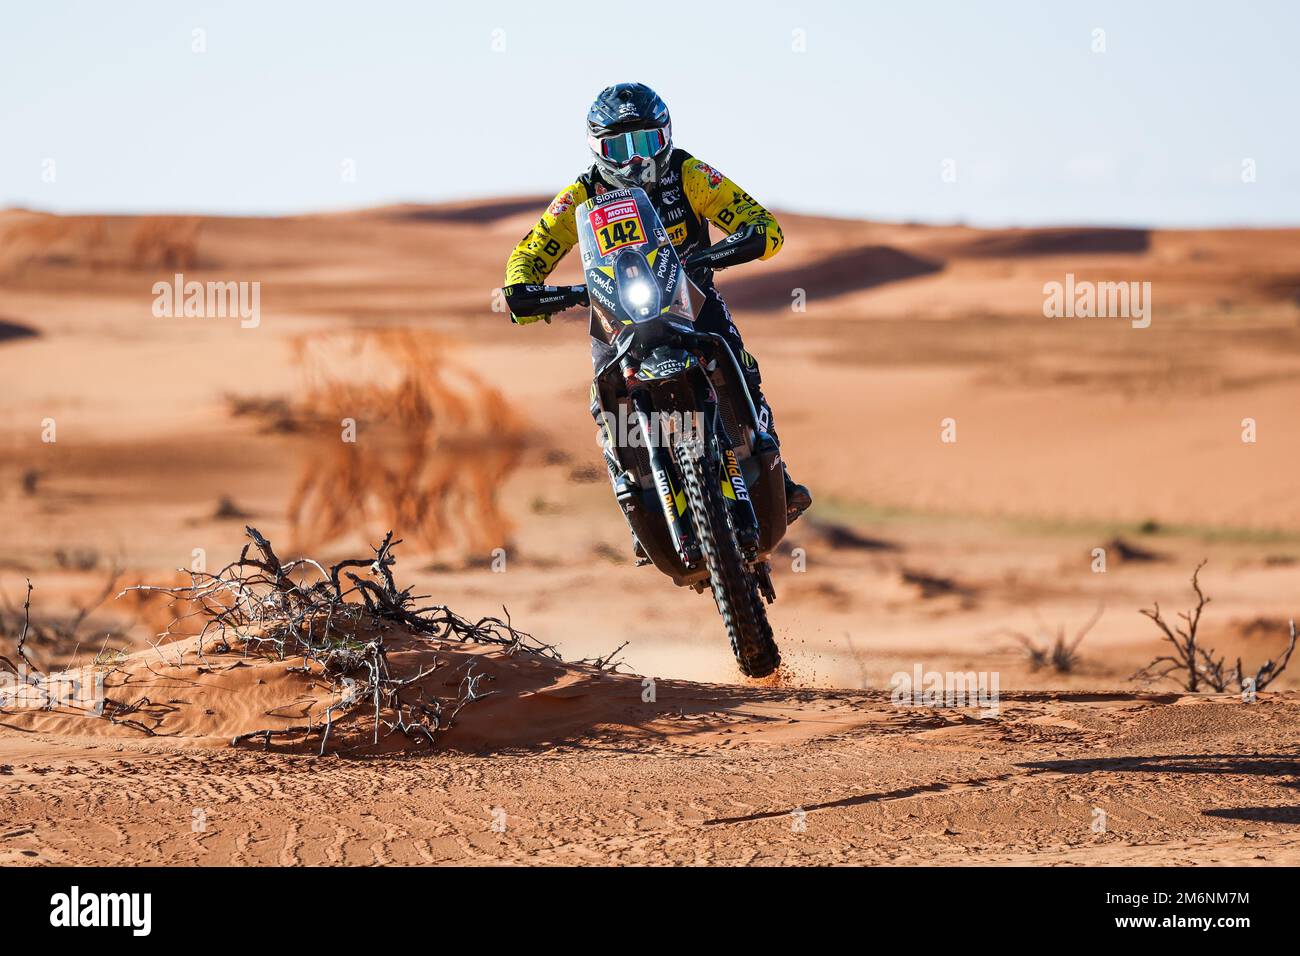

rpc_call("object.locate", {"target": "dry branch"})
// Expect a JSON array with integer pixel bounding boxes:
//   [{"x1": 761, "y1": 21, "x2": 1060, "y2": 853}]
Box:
[
  {"x1": 1132, "y1": 562, "x2": 1295, "y2": 694},
  {"x1": 1, "y1": 566, "x2": 124, "y2": 674},
  {"x1": 122, "y1": 526, "x2": 566, "y2": 754},
  {"x1": 1005, "y1": 604, "x2": 1102, "y2": 674}
]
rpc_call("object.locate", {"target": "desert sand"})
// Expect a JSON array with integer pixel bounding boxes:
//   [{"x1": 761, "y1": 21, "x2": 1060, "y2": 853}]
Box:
[{"x1": 1, "y1": 199, "x2": 1298, "y2": 865}]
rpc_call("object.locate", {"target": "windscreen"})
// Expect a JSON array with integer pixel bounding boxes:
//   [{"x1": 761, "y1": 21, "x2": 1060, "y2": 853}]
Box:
[{"x1": 577, "y1": 187, "x2": 695, "y2": 343}]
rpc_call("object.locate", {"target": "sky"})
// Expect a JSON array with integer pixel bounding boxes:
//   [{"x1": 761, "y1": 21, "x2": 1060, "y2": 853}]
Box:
[{"x1": 3, "y1": 0, "x2": 1298, "y2": 226}]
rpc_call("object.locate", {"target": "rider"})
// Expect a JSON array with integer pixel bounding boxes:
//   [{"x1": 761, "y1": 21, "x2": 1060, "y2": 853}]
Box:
[{"x1": 502, "y1": 81, "x2": 812, "y2": 529}]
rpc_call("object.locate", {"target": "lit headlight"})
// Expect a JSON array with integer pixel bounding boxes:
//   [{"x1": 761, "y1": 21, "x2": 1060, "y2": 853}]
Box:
[{"x1": 626, "y1": 280, "x2": 653, "y2": 307}]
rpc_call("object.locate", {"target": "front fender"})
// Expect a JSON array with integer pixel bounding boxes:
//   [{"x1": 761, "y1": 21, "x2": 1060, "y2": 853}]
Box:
[{"x1": 633, "y1": 346, "x2": 698, "y2": 383}]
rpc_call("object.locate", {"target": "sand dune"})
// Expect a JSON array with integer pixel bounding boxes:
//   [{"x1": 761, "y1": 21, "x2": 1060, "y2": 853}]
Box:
[
  {"x1": 2, "y1": 198, "x2": 1299, "y2": 865},
  {"x1": 3, "y1": 624, "x2": 1297, "y2": 864},
  {"x1": 722, "y1": 244, "x2": 945, "y2": 310}
]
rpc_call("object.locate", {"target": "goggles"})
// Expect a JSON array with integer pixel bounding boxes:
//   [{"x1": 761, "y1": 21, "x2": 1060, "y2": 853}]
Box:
[{"x1": 598, "y1": 127, "x2": 668, "y2": 165}]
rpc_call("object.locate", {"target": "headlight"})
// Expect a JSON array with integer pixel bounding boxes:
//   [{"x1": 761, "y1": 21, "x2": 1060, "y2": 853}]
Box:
[{"x1": 626, "y1": 280, "x2": 652, "y2": 307}]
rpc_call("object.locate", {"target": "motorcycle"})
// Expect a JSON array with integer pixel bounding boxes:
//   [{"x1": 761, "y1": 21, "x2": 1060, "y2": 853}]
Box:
[{"x1": 568, "y1": 187, "x2": 788, "y2": 677}]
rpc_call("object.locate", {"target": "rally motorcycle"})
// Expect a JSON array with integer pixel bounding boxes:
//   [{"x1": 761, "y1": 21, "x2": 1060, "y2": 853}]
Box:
[{"x1": 570, "y1": 187, "x2": 788, "y2": 677}]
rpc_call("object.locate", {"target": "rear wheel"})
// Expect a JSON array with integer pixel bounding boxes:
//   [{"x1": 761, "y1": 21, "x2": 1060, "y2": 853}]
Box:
[{"x1": 678, "y1": 437, "x2": 780, "y2": 678}]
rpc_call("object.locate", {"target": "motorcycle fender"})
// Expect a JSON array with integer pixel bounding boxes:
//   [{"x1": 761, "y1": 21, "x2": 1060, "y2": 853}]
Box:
[{"x1": 627, "y1": 488, "x2": 710, "y2": 587}]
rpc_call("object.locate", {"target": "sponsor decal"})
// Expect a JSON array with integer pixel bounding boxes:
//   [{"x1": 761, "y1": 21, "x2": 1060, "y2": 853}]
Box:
[
  {"x1": 723, "y1": 449, "x2": 750, "y2": 502},
  {"x1": 591, "y1": 286, "x2": 619, "y2": 315},
  {"x1": 588, "y1": 198, "x2": 646, "y2": 256},
  {"x1": 694, "y1": 161, "x2": 724, "y2": 188},
  {"x1": 643, "y1": 357, "x2": 686, "y2": 378},
  {"x1": 548, "y1": 193, "x2": 574, "y2": 217},
  {"x1": 661, "y1": 188, "x2": 681, "y2": 205},
  {"x1": 653, "y1": 468, "x2": 675, "y2": 513}
]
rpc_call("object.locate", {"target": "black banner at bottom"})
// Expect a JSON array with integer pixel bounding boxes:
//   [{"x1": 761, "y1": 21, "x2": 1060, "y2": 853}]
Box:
[{"x1": 0, "y1": 864, "x2": 1286, "y2": 943}]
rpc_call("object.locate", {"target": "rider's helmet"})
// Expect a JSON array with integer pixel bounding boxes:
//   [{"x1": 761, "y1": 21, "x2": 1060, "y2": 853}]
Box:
[{"x1": 586, "y1": 83, "x2": 672, "y2": 190}]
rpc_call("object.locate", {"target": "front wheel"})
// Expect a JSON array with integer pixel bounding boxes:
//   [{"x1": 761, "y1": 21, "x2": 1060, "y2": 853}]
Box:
[{"x1": 678, "y1": 437, "x2": 780, "y2": 678}]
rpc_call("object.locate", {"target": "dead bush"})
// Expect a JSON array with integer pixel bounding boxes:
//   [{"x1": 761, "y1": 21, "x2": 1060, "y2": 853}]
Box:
[
  {"x1": 1132, "y1": 561, "x2": 1295, "y2": 693},
  {"x1": 1007, "y1": 605, "x2": 1102, "y2": 674}
]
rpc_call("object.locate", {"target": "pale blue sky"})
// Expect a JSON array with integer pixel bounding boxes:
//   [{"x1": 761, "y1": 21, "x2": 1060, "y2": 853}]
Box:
[{"x1": 3, "y1": 0, "x2": 1297, "y2": 225}]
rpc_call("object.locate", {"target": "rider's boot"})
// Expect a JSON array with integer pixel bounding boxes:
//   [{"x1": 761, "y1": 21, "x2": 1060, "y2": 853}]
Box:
[{"x1": 783, "y1": 465, "x2": 812, "y2": 524}]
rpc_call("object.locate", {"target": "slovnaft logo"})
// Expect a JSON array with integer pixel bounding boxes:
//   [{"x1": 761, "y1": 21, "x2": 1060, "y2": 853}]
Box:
[{"x1": 49, "y1": 886, "x2": 152, "y2": 936}]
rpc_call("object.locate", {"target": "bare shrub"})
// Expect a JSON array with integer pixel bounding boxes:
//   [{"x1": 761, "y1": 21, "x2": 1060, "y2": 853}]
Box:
[
  {"x1": 0, "y1": 565, "x2": 123, "y2": 672},
  {"x1": 1132, "y1": 561, "x2": 1296, "y2": 693},
  {"x1": 1007, "y1": 605, "x2": 1102, "y2": 674},
  {"x1": 124, "y1": 526, "x2": 620, "y2": 754}
]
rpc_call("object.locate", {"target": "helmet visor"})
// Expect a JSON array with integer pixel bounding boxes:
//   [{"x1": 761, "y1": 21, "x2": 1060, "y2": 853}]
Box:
[{"x1": 599, "y1": 128, "x2": 667, "y2": 165}]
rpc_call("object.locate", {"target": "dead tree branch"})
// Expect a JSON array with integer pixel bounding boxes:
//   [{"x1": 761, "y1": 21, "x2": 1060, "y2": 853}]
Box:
[
  {"x1": 1133, "y1": 562, "x2": 1294, "y2": 694},
  {"x1": 121, "y1": 526, "x2": 573, "y2": 754}
]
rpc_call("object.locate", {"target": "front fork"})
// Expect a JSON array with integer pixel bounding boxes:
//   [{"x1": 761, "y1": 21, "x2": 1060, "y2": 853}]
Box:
[
  {"x1": 600, "y1": 359, "x2": 762, "y2": 571},
  {"x1": 678, "y1": 367, "x2": 762, "y2": 563},
  {"x1": 721, "y1": 446, "x2": 762, "y2": 557},
  {"x1": 628, "y1": 387, "x2": 701, "y2": 565}
]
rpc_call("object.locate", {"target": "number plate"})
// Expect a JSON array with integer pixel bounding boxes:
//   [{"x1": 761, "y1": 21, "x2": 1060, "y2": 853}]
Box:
[{"x1": 588, "y1": 199, "x2": 646, "y2": 256}]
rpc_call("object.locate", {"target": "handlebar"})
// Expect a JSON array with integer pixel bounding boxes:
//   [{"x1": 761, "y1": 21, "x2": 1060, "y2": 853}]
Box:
[{"x1": 503, "y1": 283, "x2": 588, "y2": 319}]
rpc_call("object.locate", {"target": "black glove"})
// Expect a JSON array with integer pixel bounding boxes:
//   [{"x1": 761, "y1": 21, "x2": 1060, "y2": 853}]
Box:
[
  {"x1": 503, "y1": 284, "x2": 589, "y2": 325},
  {"x1": 683, "y1": 224, "x2": 768, "y2": 274}
]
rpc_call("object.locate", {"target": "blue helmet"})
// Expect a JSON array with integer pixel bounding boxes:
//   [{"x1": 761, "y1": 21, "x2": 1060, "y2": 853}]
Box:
[{"x1": 586, "y1": 83, "x2": 672, "y2": 189}]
